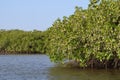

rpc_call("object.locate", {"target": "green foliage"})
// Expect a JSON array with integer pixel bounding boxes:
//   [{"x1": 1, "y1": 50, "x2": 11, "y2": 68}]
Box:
[
  {"x1": 0, "y1": 0, "x2": 119, "y2": 68},
  {"x1": 0, "y1": 30, "x2": 46, "y2": 54},
  {"x1": 46, "y1": 0, "x2": 120, "y2": 67}
]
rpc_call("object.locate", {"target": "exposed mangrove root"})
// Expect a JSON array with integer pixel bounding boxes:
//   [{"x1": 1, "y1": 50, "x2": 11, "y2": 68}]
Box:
[
  {"x1": 86, "y1": 58, "x2": 120, "y2": 69},
  {"x1": 64, "y1": 59, "x2": 120, "y2": 69}
]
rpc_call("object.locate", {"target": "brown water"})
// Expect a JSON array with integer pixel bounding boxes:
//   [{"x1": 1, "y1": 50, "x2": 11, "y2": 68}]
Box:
[{"x1": 0, "y1": 55, "x2": 120, "y2": 80}]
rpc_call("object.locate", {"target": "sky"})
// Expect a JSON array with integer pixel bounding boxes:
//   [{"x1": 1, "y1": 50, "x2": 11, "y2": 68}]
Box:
[{"x1": 0, "y1": 0, "x2": 89, "y2": 31}]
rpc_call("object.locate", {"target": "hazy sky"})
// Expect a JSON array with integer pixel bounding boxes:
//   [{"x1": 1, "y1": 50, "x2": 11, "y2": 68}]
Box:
[{"x1": 0, "y1": 0, "x2": 89, "y2": 31}]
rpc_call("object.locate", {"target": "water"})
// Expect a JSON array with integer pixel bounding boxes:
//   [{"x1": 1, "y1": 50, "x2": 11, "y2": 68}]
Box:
[{"x1": 0, "y1": 55, "x2": 120, "y2": 80}]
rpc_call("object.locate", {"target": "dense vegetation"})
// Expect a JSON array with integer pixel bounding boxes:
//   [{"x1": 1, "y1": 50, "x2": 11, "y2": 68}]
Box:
[
  {"x1": 0, "y1": 29, "x2": 46, "y2": 54},
  {"x1": 0, "y1": 0, "x2": 120, "y2": 69},
  {"x1": 46, "y1": 0, "x2": 120, "y2": 69}
]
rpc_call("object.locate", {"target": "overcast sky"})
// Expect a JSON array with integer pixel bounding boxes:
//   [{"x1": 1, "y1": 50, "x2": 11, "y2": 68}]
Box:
[{"x1": 0, "y1": 0, "x2": 89, "y2": 31}]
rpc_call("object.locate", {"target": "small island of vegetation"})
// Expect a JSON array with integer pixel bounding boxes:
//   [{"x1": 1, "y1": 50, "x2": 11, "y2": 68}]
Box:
[{"x1": 0, "y1": 0, "x2": 120, "y2": 69}]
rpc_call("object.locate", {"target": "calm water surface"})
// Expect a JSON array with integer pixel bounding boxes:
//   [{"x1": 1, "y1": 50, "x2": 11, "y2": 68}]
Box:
[{"x1": 0, "y1": 55, "x2": 120, "y2": 80}]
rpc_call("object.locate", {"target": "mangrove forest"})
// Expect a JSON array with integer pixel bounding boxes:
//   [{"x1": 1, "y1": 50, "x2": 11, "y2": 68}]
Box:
[
  {"x1": 0, "y1": 0, "x2": 120, "y2": 69},
  {"x1": 0, "y1": 29, "x2": 46, "y2": 54}
]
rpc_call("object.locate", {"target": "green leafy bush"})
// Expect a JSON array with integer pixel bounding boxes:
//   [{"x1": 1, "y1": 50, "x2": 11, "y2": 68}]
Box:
[{"x1": 46, "y1": 0, "x2": 120, "y2": 68}]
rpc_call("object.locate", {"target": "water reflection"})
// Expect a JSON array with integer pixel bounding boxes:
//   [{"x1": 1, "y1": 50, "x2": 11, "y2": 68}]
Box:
[{"x1": 48, "y1": 65, "x2": 120, "y2": 80}]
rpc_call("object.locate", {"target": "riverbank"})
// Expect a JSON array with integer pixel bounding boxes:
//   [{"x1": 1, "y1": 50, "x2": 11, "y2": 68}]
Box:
[
  {"x1": 64, "y1": 59, "x2": 120, "y2": 69},
  {"x1": 0, "y1": 51, "x2": 44, "y2": 55},
  {"x1": 0, "y1": 52, "x2": 120, "y2": 69}
]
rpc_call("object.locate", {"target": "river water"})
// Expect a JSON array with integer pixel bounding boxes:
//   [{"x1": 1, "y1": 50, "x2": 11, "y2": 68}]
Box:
[{"x1": 0, "y1": 55, "x2": 120, "y2": 80}]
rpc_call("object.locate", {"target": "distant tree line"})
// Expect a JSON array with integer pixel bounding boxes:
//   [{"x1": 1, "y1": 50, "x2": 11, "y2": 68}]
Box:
[{"x1": 0, "y1": 29, "x2": 46, "y2": 54}]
